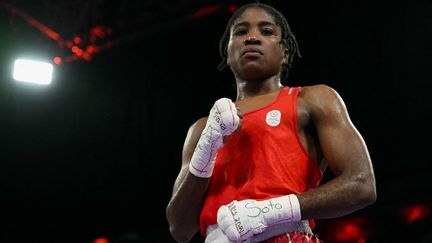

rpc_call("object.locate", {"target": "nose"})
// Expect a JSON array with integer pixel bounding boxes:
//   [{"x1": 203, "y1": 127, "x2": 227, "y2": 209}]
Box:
[{"x1": 244, "y1": 35, "x2": 261, "y2": 45}]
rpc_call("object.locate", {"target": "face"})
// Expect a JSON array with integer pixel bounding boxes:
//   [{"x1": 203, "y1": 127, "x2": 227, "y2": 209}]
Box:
[{"x1": 227, "y1": 7, "x2": 288, "y2": 81}]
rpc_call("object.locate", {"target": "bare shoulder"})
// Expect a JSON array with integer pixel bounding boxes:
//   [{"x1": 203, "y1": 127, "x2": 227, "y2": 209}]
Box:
[
  {"x1": 298, "y1": 84, "x2": 348, "y2": 122},
  {"x1": 299, "y1": 84, "x2": 342, "y2": 105}
]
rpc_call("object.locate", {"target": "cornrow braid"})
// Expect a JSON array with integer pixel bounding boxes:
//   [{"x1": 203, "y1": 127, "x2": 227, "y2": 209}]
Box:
[{"x1": 218, "y1": 2, "x2": 301, "y2": 81}]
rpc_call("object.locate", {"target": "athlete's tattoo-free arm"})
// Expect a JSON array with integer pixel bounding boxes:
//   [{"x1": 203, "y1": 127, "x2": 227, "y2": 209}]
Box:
[
  {"x1": 297, "y1": 85, "x2": 377, "y2": 220},
  {"x1": 166, "y1": 118, "x2": 210, "y2": 243}
]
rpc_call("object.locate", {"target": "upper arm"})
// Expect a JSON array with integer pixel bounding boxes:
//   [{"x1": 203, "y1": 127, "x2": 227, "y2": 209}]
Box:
[
  {"x1": 172, "y1": 117, "x2": 208, "y2": 193},
  {"x1": 302, "y1": 85, "x2": 374, "y2": 178}
]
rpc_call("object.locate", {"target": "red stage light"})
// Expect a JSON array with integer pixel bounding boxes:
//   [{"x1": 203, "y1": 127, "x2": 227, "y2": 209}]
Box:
[
  {"x1": 228, "y1": 5, "x2": 238, "y2": 13},
  {"x1": 53, "y1": 56, "x2": 62, "y2": 65},
  {"x1": 188, "y1": 5, "x2": 221, "y2": 19},
  {"x1": 75, "y1": 49, "x2": 83, "y2": 57},
  {"x1": 66, "y1": 41, "x2": 74, "y2": 48},
  {"x1": 73, "y1": 36, "x2": 81, "y2": 45},
  {"x1": 402, "y1": 204, "x2": 431, "y2": 224},
  {"x1": 336, "y1": 223, "x2": 362, "y2": 241},
  {"x1": 93, "y1": 237, "x2": 108, "y2": 243},
  {"x1": 344, "y1": 223, "x2": 360, "y2": 235},
  {"x1": 325, "y1": 217, "x2": 371, "y2": 242},
  {"x1": 91, "y1": 26, "x2": 106, "y2": 38},
  {"x1": 71, "y1": 45, "x2": 80, "y2": 53},
  {"x1": 82, "y1": 52, "x2": 91, "y2": 61},
  {"x1": 86, "y1": 45, "x2": 95, "y2": 54}
]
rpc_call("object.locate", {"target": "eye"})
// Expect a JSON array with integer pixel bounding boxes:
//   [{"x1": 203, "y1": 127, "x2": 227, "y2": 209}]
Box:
[
  {"x1": 233, "y1": 29, "x2": 247, "y2": 36},
  {"x1": 261, "y1": 28, "x2": 275, "y2": 36}
]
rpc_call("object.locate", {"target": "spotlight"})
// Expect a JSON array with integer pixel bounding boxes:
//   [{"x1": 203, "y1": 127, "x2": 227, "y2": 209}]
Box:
[{"x1": 13, "y1": 58, "x2": 54, "y2": 85}]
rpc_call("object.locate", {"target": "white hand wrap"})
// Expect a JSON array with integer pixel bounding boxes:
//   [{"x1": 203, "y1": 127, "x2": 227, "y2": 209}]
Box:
[
  {"x1": 189, "y1": 98, "x2": 240, "y2": 178},
  {"x1": 217, "y1": 195, "x2": 301, "y2": 242}
]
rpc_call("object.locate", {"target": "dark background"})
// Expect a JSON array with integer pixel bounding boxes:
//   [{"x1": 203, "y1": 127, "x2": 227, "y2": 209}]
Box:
[{"x1": 0, "y1": 0, "x2": 431, "y2": 242}]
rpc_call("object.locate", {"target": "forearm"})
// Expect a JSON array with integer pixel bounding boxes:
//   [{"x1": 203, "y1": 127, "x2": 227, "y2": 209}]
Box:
[
  {"x1": 166, "y1": 168, "x2": 210, "y2": 242},
  {"x1": 167, "y1": 98, "x2": 240, "y2": 242},
  {"x1": 297, "y1": 171, "x2": 376, "y2": 220}
]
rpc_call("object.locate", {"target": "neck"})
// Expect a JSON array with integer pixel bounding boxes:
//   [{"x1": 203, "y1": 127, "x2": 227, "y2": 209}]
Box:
[{"x1": 235, "y1": 75, "x2": 283, "y2": 101}]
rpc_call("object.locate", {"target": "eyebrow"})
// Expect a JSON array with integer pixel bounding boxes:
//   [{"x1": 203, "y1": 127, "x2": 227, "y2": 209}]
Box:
[{"x1": 232, "y1": 21, "x2": 277, "y2": 29}]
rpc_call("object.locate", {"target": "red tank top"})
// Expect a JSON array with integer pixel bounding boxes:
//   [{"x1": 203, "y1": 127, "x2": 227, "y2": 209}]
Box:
[{"x1": 199, "y1": 86, "x2": 323, "y2": 236}]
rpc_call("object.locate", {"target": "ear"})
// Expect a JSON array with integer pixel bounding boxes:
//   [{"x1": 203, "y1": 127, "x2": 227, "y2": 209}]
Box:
[{"x1": 282, "y1": 47, "x2": 289, "y2": 65}]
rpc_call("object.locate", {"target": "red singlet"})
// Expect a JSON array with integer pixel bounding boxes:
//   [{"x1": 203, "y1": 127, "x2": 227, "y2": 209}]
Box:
[{"x1": 200, "y1": 86, "x2": 323, "y2": 236}]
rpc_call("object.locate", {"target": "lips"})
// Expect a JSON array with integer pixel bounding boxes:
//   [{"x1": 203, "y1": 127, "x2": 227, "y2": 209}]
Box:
[{"x1": 241, "y1": 48, "x2": 263, "y2": 56}]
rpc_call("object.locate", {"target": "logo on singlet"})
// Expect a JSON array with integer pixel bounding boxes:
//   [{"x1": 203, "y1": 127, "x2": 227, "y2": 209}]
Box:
[{"x1": 266, "y1": 110, "x2": 281, "y2": 126}]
